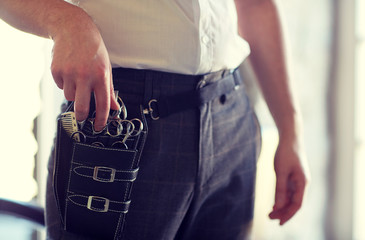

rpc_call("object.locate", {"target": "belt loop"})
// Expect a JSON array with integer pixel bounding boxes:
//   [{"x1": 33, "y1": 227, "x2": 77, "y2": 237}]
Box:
[
  {"x1": 232, "y1": 68, "x2": 242, "y2": 87},
  {"x1": 143, "y1": 71, "x2": 163, "y2": 120},
  {"x1": 153, "y1": 72, "x2": 162, "y2": 100},
  {"x1": 196, "y1": 77, "x2": 207, "y2": 90}
]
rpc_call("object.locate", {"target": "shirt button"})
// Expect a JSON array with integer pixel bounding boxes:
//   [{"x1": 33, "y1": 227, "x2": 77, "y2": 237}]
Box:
[{"x1": 201, "y1": 35, "x2": 210, "y2": 45}]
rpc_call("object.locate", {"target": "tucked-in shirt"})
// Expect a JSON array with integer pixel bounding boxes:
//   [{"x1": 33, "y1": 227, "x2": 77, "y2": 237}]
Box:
[{"x1": 71, "y1": 0, "x2": 250, "y2": 75}]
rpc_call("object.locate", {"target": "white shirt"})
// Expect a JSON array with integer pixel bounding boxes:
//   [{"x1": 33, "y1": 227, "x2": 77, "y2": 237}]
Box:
[{"x1": 72, "y1": 0, "x2": 250, "y2": 75}]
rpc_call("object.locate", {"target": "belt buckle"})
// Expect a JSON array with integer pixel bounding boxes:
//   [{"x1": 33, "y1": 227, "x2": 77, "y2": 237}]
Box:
[
  {"x1": 93, "y1": 166, "x2": 116, "y2": 183},
  {"x1": 87, "y1": 196, "x2": 110, "y2": 212}
]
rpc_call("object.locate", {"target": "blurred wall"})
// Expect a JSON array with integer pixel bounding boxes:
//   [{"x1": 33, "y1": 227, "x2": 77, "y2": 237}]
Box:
[{"x1": 0, "y1": 20, "x2": 44, "y2": 201}]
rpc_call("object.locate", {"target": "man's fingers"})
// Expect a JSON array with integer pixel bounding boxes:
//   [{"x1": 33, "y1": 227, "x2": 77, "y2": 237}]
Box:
[
  {"x1": 63, "y1": 80, "x2": 76, "y2": 102},
  {"x1": 109, "y1": 68, "x2": 120, "y2": 110},
  {"x1": 290, "y1": 175, "x2": 306, "y2": 207},
  {"x1": 269, "y1": 175, "x2": 306, "y2": 224},
  {"x1": 273, "y1": 173, "x2": 288, "y2": 210},
  {"x1": 269, "y1": 203, "x2": 301, "y2": 225},
  {"x1": 63, "y1": 71, "x2": 114, "y2": 132},
  {"x1": 52, "y1": 72, "x2": 64, "y2": 90},
  {"x1": 93, "y1": 83, "x2": 110, "y2": 132},
  {"x1": 74, "y1": 87, "x2": 91, "y2": 122},
  {"x1": 51, "y1": 61, "x2": 64, "y2": 90}
]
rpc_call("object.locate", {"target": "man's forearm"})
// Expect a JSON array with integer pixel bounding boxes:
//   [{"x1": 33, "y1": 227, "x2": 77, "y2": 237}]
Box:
[
  {"x1": 235, "y1": 1, "x2": 308, "y2": 225},
  {"x1": 0, "y1": 0, "x2": 90, "y2": 39},
  {"x1": 235, "y1": 0, "x2": 301, "y2": 140}
]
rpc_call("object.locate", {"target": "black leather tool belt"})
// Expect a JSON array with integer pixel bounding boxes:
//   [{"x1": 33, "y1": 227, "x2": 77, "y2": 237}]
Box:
[{"x1": 53, "y1": 96, "x2": 148, "y2": 240}]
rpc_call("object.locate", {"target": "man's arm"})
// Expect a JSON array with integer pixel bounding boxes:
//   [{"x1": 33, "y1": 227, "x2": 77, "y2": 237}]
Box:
[
  {"x1": 0, "y1": 0, "x2": 119, "y2": 130},
  {"x1": 234, "y1": 0, "x2": 309, "y2": 225}
]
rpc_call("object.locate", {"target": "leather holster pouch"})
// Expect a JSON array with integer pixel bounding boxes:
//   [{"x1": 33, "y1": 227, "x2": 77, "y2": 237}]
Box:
[{"x1": 53, "y1": 103, "x2": 148, "y2": 240}]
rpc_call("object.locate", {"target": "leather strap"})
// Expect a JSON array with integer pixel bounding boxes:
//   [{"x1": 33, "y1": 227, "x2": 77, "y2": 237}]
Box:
[
  {"x1": 68, "y1": 194, "x2": 131, "y2": 213},
  {"x1": 73, "y1": 165, "x2": 139, "y2": 182}
]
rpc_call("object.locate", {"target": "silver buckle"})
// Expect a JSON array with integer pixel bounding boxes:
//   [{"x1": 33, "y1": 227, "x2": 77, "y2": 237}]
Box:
[
  {"x1": 93, "y1": 166, "x2": 116, "y2": 183},
  {"x1": 87, "y1": 196, "x2": 110, "y2": 212}
]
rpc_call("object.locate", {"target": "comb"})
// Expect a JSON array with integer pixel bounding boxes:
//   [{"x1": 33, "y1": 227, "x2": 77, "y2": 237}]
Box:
[{"x1": 60, "y1": 111, "x2": 80, "y2": 142}]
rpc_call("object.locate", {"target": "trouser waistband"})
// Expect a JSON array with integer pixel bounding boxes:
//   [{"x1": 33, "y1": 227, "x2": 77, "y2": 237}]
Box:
[{"x1": 112, "y1": 67, "x2": 244, "y2": 119}]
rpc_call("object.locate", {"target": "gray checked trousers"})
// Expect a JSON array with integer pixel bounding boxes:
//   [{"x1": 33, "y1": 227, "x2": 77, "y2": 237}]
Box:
[{"x1": 46, "y1": 67, "x2": 261, "y2": 240}]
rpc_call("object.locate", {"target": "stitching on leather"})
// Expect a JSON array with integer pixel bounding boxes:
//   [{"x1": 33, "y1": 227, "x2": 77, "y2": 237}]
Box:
[
  {"x1": 73, "y1": 164, "x2": 138, "y2": 173},
  {"x1": 68, "y1": 193, "x2": 129, "y2": 205},
  {"x1": 54, "y1": 122, "x2": 64, "y2": 222},
  {"x1": 64, "y1": 144, "x2": 78, "y2": 226},
  {"x1": 114, "y1": 214, "x2": 124, "y2": 240},
  {"x1": 75, "y1": 142, "x2": 137, "y2": 153}
]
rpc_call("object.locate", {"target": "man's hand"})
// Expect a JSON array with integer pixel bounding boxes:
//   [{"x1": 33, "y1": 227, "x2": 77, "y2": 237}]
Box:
[
  {"x1": 268, "y1": 138, "x2": 309, "y2": 225},
  {"x1": 0, "y1": 1, "x2": 119, "y2": 129},
  {"x1": 50, "y1": 8, "x2": 119, "y2": 131}
]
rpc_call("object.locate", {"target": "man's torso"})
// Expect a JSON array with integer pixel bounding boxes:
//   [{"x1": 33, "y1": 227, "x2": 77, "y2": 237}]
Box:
[{"x1": 71, "y1": 0, "x2": 250, "y2": 74}]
